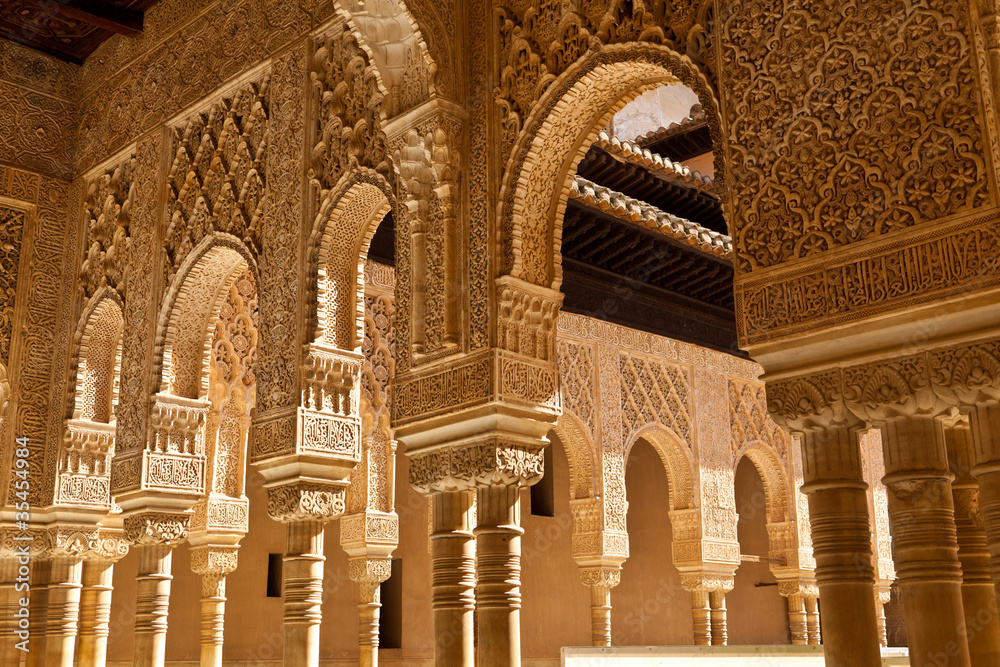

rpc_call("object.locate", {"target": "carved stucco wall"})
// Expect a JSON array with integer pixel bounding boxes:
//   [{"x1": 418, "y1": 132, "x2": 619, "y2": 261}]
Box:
[
  {"x1": 555, "y1": 312, "x2": 814, "y2": 571},
  {"x1": 717, "y1": 0, "x2": 1000, "y2": 348}
]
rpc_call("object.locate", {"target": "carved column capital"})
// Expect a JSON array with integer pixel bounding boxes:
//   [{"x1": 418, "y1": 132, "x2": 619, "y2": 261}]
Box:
[
  {"x1": 348, "y1": 556, "x2": 392, "y2": 587},
  {"x1": 122, "y1": 512, "x2": 190, "y2": 546},
  {"x1": 680, "y1": 572, "x2": 735, "y2": 594},
  {"x1": 409, "y1": 437, "x2": 546, "y2": 493},
  {"x1": 578, "y1": 566, "x2": 621, "y2": 590},
  {"x1": 266, "y1": 482, "x2": 347, "y2": 523},
  {"x1": 190, "y1": 545, "x2": 239, "y2": 576},
  {"x1": 777, "y1": 578, "x2": 820, "y2": 599},
  {"x1": 82, "y1": 529, "x2": 130, "y2": 562},
  {"x1": 765, "y1": 368, "x2": 857, "y2": 433}
]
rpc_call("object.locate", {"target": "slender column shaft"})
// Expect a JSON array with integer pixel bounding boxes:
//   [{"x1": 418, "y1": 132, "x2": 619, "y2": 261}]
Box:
[
  {"x1": 952, "y1": 488, "x2": 1000, "y2": 666},
  {"x1": 882, "y1": 415, "x2": 971, "y2": 667},
  {"x1": 44, "y1": 556, "x2": 82, "y2": 667},
  {"x1": 475, "y1": 485, "x2": 522, "y2": 667},
  {"x1": 786, "y1": 593, "x2": 808, "y2": 646},
  {"x1": 25, "y1": 558, "x2": 49, "y2": 667},
  {"x1": 200, "y1": 574, "x2": 226, "y2": 667},
  {"x1": 874, "y1": 593, "x2": 888, "y2": 647},
  {"x1": 430, "y1": 490, "x2": 475, "y2": 667},
  {"x1": 948, "y1": 424, "x2": 1000, "y2": 666},
  {"x1": 708, "y1": 590, "x2": 727, "y2": 646},
  {"x1": 358, "y1": 583, "x2": 381, "y2": 667},
  {"x1": 966, "y1": 404, "x2": 1000, "y2": 606},
  {"x1": 690, "y1": 590, "x2": 711, "y2": 646},
  {"x1": 800, "y1": 424, "x2": 881, "y2": 667},
  {"x1": 805, "y1": 595, "x2": 821, "y2": 645},
  {"x1": 284, "y1": 521, "x2": 325, "y2": 667},
  {"x1": 0, "y1": 557, "x2": 21, "y2": 667},
  {"x1": 133, "y1": 544, "x2": 173, "y2": 667},
  {"x1": 78, "y1": 559, "x2": 115, "y2": 667},
  {"x1": 590, "y1": 585, "x2": 612, "y2": 647}
]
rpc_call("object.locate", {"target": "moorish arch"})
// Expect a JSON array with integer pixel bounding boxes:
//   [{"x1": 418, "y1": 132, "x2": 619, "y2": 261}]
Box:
[
  {"x1": 54, "y1": 287, "x2": 126, "y2": 512},
  {"x1": 625, "y1": 423, "x2": 695, "y2": 512},
  {"x1": 735, "y1": 442, "x2": 791, "y2": 527},
  {"x1": 309, "y1": 169, "x2": 394, "y2": 351},
  {"x1": 69, "y1": 288, "x2": 125, "y2": 425},
  {"x1": 154, "y1": 235, "x2": 258, "y2": 401},
  {"x1": 499, "y1": 41, "x2": 728, "y2": 291}
]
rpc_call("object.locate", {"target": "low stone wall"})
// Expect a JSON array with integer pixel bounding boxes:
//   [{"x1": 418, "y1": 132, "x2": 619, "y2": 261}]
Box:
[{"x1": 562, "y1": 646, "x2": 910, "y2": 666}]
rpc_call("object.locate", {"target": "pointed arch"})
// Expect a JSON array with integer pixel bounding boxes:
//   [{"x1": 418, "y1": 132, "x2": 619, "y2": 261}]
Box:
[
  {"x1": 498, "y1": 42, "x2": 728, "y2": 289},
  {"x1": 626, "y1": 423, "x2": 695, "y2": 511},
  {"x1": 308, "y1": 169, "x2": 394, "y2": 351},
  {"x1": 154, "y1": 234, "x2": 259, "y2": 400}
]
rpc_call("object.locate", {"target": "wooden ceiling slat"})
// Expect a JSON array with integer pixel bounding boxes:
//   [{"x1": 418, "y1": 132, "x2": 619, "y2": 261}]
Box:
[{"x1": 53, "y1": 1, "x2": 143, "y2": 36}]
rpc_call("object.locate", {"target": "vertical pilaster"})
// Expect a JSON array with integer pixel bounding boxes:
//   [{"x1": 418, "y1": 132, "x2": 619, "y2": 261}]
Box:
[
  {"x1": 475, "y1": 484, "x2": 522, "y2": 667},
  {"x1": 430, "y1": 491, "x2": 476, "y2": 666}
]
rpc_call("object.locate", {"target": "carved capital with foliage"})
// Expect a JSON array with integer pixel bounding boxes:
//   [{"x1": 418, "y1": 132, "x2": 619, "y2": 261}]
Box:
[
  {"x1": 123, "y1": 512, "x2": 190, "y2": 546},
  {"x1": 266, "y1": 482, "x2": 347, "y2": 523}
]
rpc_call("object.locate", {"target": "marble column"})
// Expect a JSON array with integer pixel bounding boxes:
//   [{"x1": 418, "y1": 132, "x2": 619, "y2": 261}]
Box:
[
  {"x1": 579, "y1": 566, "x2": 620, "y2": 647},
  {"x1": 0, "y1": 556, "x2": 20, "y2": 667},
  {"x1": 785, "y1": 593, "x2": 809, "y2": 645},
  {"x1": 124, "y1": 513, "x2": 189, "y2": 667},
  {"x1": 283, "y1": 520, "x2": 326, "y2": 667},
  {"x1": 690, "y1": 590, "x2": 711, "y2": 646},
  {"x1": 133, "y1": 544, "x2": 173, "y2": 667},
  {"x1": 709, "y1": 590, "x2": 728, "y2": 646},
  {"x1": 475, "y1": 484, "x2": 523, "y2": 667},
  {"x1": 799, "y1": 422, "x2": 881, "y2": 666},
  {"x1": 190, "y1": 545, "x2": 239, "y2": 667},
  {"x1": 880, "y1": 414, "x2": 971, "y2": 667},
  {"x1": 430, "y1": 491, "x2": 476, "y2": 666},
  {"x1": 946, "y1": 423, "x2": 1000, "y2": 666},
  {"x1": 78, "y1": 558, "x2": 117, "y2": 667},
  {"x1": 44, "y1": 554, "x2": 82, "y2": 667},
  {"x1": 805, "y1": 594, "x2": 821, "y2": 645},
  {"x1": 347, "y1": 557, "x2": 392, "y2": 667}
]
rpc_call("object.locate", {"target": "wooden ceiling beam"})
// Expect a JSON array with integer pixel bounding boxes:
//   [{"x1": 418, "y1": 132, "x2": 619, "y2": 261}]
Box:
[{"x1": 51, "y1": 0, "x2": 143, "y2": 36}]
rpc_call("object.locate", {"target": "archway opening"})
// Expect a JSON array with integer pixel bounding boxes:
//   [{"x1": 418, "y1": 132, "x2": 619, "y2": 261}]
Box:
[
  {"x1": 553, "y1": 74, "x2": 738, "y2": 353},
  {"x1": 727, "y1": 456, "x2": 790, "y2": 645},
  {"x1": 615, "y1": 438, "x2": 691, "y2": 646}
]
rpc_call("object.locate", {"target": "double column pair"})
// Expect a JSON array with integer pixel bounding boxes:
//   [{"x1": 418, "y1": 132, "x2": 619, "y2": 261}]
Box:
[
  {"x1": 427, "y1": 480, "x2": 532, "y2": 667},
  {"x1": 769, "y1": 366, "x2": 1000, "y2": 667}
]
